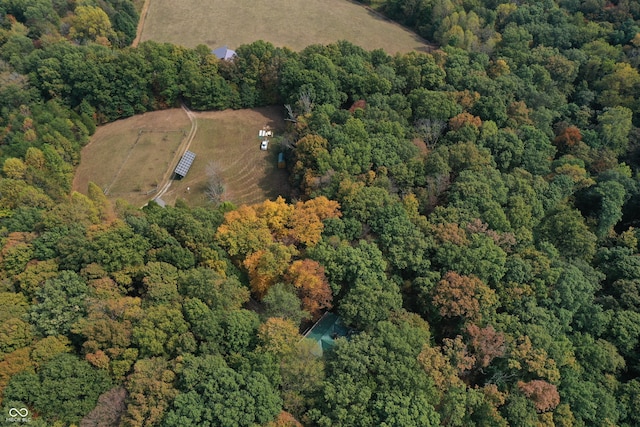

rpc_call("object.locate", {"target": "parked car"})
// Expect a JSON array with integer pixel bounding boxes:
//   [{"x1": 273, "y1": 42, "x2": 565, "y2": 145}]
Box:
[{"x1": 260, "y1": 140, "x2": 269, "y2": 150}]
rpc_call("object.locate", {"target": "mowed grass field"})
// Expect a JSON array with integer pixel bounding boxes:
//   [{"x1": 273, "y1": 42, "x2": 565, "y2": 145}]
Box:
[
  {"x1": 138, "y1": 0, "x2": 432, "y2": 54},
  {"x1": 73, "y1": 107, "x2": 289, "y2": 208},
  {"x1": 73, "y1": 110, "x2": 190, "y2": 207},
  {"x1": 161, "y1": 107, "x2": 289, "y2": 207}
]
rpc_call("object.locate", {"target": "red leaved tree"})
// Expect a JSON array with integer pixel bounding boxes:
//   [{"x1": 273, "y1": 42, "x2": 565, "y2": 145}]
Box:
[
  {"x1": 517, "y1": 380, "x2": 560, "y2": 413},
  {"x1": 466, "y1": 323, "x2": 505, "y2": 368}
]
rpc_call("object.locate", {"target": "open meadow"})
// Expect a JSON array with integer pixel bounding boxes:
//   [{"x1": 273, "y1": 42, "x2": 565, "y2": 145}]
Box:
[
  {"x1": 73, "y1": 107, "x2": 289, "y2": 208},
  {"x1": 73, "y1": 110, "x2": 190, "y2": 207},
  {"x1": 138, "y1": 0, "x2": 432, "y2": 53}
]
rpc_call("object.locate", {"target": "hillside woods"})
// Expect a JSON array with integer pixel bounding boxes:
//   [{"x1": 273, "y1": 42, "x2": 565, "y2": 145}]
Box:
[{"x1": 1, "y1": 0, "x2": 640, "y2": 426}]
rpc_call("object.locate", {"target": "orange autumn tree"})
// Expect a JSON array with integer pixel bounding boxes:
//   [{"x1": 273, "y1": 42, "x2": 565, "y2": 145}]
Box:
[
  {"x1": 243, "y1": 244, "x2": 297, "y2": 298},
  {"x1": 553, "y1": 125, "x2": 582, "y2": 150},
  {"x1": 216, "y1": 196, "x2": 340, "y2": 255},
  {"x1": 285, "y1": 259, "x2": 333, "y2": 318},
  {"x1": 266, "y1": 411, "x2": 303, "y2": 427},
  {"x1": 465, "y1": 323, "x2": 505, "y2": 369},
  {"x1": 290, "y1": 197, "x2": 341, "y2": 247},
  {"x1": 449, "y1": 112, "x2": 482, "y2": 132},
  {"x1": 432, "y1": 271, "x2": 498, "y2": 322},
  {"x1": 216, "y1": 196, "x2": 340, "y2": 307}
]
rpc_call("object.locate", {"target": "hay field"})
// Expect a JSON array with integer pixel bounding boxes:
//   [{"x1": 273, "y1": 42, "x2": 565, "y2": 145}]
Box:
[
  {"x1": 73, "y1": 107, "x2": 289, "y2": 208},
  {"x1": 138, "y1": 0, "x2": 432, "y2": 54}
]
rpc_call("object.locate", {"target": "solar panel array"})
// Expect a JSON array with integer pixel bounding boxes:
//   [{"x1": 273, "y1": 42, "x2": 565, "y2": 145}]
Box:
[{"x1": 174, "y1": 150, "x2": 196, "y2": 177}]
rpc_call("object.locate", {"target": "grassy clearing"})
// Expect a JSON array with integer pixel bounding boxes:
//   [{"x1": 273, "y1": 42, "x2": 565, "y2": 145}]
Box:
[
  {"x1": 73, "y1": 107, "x2": 289, "y2": 208},
  {"x1": 132, "y1": 0, "x2": 146, "y2": 13},
  {"x1": 73, "y1": 109, "x2": 190, "y2": 207},
  {"x1": 139, "y1": 0, "x2": 432, "y2": 54},
  {"x1": 160, "y1": 107, "x2": 290, "y2": 207}
]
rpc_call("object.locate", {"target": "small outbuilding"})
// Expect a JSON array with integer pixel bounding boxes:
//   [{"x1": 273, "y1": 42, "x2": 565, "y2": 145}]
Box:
[
  {"x1": 174, "y1": 150, "x2": 196, "y2": 179},
  {"x1": 303, "y1": 312, "x2": 348, "y2": 356},
  {"x1": 278, "y1": 152, "x2": 285, "y2": 169},
  {"x1": 212, "y1": 46, "x2": 236, "y2": 60}
]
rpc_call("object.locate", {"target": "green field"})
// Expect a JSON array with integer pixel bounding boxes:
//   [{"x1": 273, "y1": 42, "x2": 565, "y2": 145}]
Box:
[{"x1": 138, "y1": 0, "x2": 432, "y2": 53}]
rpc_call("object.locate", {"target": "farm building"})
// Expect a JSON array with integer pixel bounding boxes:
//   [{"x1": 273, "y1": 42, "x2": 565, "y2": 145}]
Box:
[
  {"x1": 174, "y1": 150, "x2": 196, "y2": 179},
  {"x1": 212, "y1": 46, "x2": 236, "y2": 60}
]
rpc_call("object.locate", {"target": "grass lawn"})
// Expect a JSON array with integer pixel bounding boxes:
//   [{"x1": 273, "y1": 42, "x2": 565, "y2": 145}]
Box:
[
  {"x1": 139, "y1": 0, "x2": 432, "y2": 54},
  {"x1": 73, "y1": 107, "x2": 289, "y2": 208}
]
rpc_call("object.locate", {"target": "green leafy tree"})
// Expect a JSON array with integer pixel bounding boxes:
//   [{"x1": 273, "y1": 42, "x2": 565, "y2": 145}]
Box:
[
  {"x1": 4, "y1": 353, "x2": 111, "y2": 425},
  {"x1": 536, "y1": 205, "x2": 597, "y2": 260},
  {"x1": 221, "y1": 309, "x2": 260, "y2": 355},
  {"x1": 262, "y1": 283, "x2": 310, "y2": 325},
  {"x1": 141, "y1": 262, "x2": 180, "y2": 305},
  {"x1": 29, "y1": 270, "x2": 88, "y2": 336},
  {"x1": 177, "y1": 267, "x2": 249, "y2": 311},
  {"x1": 132, "y1": 305, "x2": 195, "y2": 358},
  {"x1": 339, "y1": 277, "x2": 402, "y2": 329},
  {"x1": 310, "y1": 318, "x2": 439, "y2": 426},
  {"x1": 596, "y1": 106, "x2": 632, "y2": 155},
  {"x1": 161, "y1": 354, "x2": 281, "y2": 427}
]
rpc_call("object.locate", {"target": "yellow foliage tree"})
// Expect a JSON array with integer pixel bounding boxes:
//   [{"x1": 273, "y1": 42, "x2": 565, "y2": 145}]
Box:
[
  {"x1": 216, "y1": 205, "x2": 273, "y2": 257},
  {"x1": 257, "y1": 317, "x2": 300, "y2": 357},
  {"x1": 69, "y1": 6, "x2": 115, "y2": 44},
  {"x1": 254, "y1": 197, "x2": 295, "y2": 242},
  {"x1": 3, "y1": 158, "x2": 26, "y2": 179},
  {"x1": 508, "y1": 336, "x2": 561, "y2": 383},
  {"x1": 25, "y1": 147, "x2": 46, "y2": 169},
  {"x1": 243, "y1": 244, "x2": 296, "y2": 297},
  {"x1": 289, "y1": 197, "x2": 340, "y2": 247}
]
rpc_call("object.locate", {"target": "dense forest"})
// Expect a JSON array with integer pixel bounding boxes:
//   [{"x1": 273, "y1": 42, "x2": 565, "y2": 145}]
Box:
[{"x1": 1, "y1": 0, "x2": 640, "y2": 425}]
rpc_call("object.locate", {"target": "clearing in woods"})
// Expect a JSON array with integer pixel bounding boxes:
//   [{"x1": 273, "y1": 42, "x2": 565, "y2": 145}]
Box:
[
  {"x1": 138, "y1": 0, "x2": 432, "y2": 54},
  {"x1": 73, "y1": 107, "x2": 289, "y2": 207}
]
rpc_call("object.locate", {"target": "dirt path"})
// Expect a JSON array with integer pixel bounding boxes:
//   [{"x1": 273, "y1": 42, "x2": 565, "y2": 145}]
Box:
[
  {"x1": 131, "y1": 0, "x2": 151, "y2": 47},
  {"x1": 152, "y1": 104, "x2": 197, "y2": 204}
]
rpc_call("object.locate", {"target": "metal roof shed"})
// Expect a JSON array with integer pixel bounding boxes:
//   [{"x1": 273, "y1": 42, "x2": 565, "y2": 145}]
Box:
[
  {"x1": 174, "y1": 151, "x2": 196, "y2": 178},
  {"x1": 212, "y1": 46, "x2": 236, "y2": 60},
  {"x1": 303, "y1": 312, "x2": 348, "y2": 356}
]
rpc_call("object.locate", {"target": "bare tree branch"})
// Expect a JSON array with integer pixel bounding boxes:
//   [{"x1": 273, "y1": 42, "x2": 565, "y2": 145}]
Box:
[
  {"x1": 205, "y1": 161, "x2": 225, "y2": 204},
  {"x1": 284, "y1": 104, "x2": 297, "y2": 123},
  {"x1": 414, "y1": 118, "x2": 446, "y2": 149}
]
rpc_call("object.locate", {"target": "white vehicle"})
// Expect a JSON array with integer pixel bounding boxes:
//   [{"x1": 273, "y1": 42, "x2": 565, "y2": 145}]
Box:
[{"x1": 260, "y1": 140, "x2": 269, "y2": 150}]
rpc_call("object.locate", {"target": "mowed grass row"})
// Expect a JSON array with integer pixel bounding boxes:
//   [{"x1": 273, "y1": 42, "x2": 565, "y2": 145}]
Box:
[
  {"x1": 73, "y1": 107, "x2": 289, "y2": 208},
  {"x1": 139, "y1": 0, "x2": 432, "y2": 54}
]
